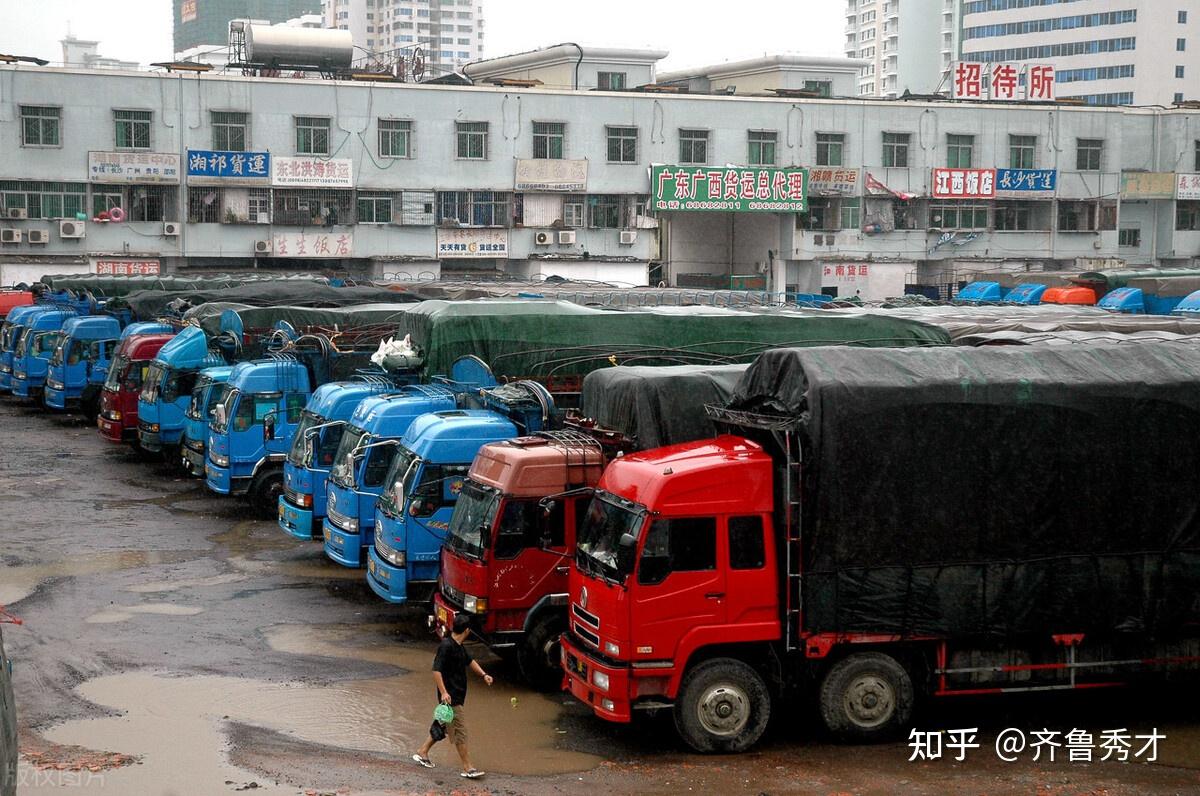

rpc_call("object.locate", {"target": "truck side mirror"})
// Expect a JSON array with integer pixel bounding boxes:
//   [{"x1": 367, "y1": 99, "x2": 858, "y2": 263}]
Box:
[
  {"x1": 476, "y1": 523, "x2": 490, "y2": 551},
  {"x1": 263, "y1": 414, "x2": 276, "y2": 442},
  {"x1": 616, "y1": 532, "x2": 639, "y2": 578}
]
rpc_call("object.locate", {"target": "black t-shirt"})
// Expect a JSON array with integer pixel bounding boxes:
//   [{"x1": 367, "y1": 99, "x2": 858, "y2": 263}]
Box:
[{"x1": 432, "y1": 637, "x2": 473, "y2": 706}]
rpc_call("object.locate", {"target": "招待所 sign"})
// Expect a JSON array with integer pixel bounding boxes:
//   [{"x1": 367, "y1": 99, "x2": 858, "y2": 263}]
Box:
[
  {"x1": 187, "y1": 150, "x2": 271, "y2": 181},
  {"x1": 651, "y1": 165, "x2": 807, "y2": 213}
]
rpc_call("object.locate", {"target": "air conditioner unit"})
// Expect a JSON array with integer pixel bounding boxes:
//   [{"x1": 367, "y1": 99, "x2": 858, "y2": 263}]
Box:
[
  {"x1": 557, "y1": 230, "x2": 576, "y2": 245},
  {"x1": 27, "y1": 229, "x2": 49, "y2": 244},
  {"x1": 163, "y1": 221, "x2": 181, "y2": 237},
  {"x1": 59, "y1": 220, "x2": 85, "y2": 239},
  {"x1": 0, "y1": 229, "x2": 21, "y2": 244},
  {"x1": 619, "y1": 230, "x2": 638, "y2": 245},
  {"x1": 533, "y1": 231, "x2": 552, "y2": 246},
  {"x1": 6, "y1": 208, "x2": 27, "y2": 220},
  {"x1": 254, "y1": 239, "x2": 273, "y2": 255}
]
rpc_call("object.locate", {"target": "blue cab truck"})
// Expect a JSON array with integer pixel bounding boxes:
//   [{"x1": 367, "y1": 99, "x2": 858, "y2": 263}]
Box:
[
  {"x1": 43, "y1": 316, "x2": 122, "y2": 418},
  {"x1": 0, "y1": 304, "x2": 43, "y2": 393},
  {"x1": 137, "y1": 326, "x2": 226, "y2": 455},
  {"x1": 180, "y1": 366, "x2": 234, "y2": 477},
  {"x1": 1098, "y1": 277, "x2": 1200, "y2": 316},
  {"x1": 366, "y1": 382, "x2": 557, "y2": 603},
  {"x1": 10, "y1": 308, "x2": 78, "y2": 401},
  {"x1": 321, "y1": 386, "x2": 458, "y2": 566},
  {"x1": 279, "y1": 379, "x2": 415, "y2": 540}
]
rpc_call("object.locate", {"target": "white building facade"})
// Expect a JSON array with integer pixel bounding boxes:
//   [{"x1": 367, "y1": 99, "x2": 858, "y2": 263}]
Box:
[
  {"x1": 845, "y1": 0, "x2": 960, "y2": 98},
  {"x1": 322, "y1": 0, "x2": 484, "y2": 77},
  {"x1": 4, "y1": 60, "x2": 1200, "y2": 298}
]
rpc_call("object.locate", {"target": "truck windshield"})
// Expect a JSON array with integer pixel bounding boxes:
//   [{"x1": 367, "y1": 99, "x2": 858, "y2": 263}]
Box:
[
  {"x1": 378, "y1": 447, "x2": 420, "y2": 516},
  {"x1": 445, "y1": 481, "x2": 499, "y2": 560},
  {"x1": 186, "y1": 378, "x2": 212, "y2": 420},
  {"x1": 14, "y1": 330, "x2": 32, "y2": 358},
  {"x1": 1, "y1": 324, "x2": 24, "y2": 351},
  {"x1": 103, "y1": 354, "x2": 131, "y2": 391},
  {"x1": 330, "y1": 426, "x2": 369, "y2": 488},
  {"x1": 141, "y1": 363, "x2": 166, "y2": 404},
  {"x1": 32, "y1": 332, "x2": 60, "y2": 357},
  {"x1": 576, "y1": 493, "x2": 644, "y2": 583}
]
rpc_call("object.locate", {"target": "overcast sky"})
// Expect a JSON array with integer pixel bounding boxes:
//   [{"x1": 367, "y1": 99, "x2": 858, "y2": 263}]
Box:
[{"x1": 0, "y1": 0, "x2": 844, "y2": 71}]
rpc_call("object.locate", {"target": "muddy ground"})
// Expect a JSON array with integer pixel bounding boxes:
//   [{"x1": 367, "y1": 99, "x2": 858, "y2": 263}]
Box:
[{"x1": 1, "y1": 399, "x2": 1199, "y2": 795}]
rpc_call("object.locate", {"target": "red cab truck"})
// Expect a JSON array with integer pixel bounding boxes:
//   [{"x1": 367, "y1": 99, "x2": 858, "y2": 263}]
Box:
[
  {"x1": 97, "y1": 333, "x2": 174, "y2": 447},
  {"x1": 561, "y1": 344, "x2": 1200, "y2": 752}
]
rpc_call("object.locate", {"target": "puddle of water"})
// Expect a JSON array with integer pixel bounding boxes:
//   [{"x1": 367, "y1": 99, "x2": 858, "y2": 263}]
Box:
[
  {"x1": 0, "y1": 551, "x2": 194, "y2": 606},
  {"x1": 85, "y1": 603, "x2": 206, "y2": 624},
  {"x1": 228, "y1": 555, "x2": 365, "y2": 582},
  {"x1": 209, "y1": 521, "x2": 295, "y2": 556},
  {"x1": 125, "y1": 572, "x2": 250, "y2": 594}
]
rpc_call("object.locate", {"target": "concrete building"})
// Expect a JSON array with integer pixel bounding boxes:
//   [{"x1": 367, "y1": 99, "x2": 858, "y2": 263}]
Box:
[
  {"x1": 959, "y1": 0, "x2": 1200, "y2": 106},
  {"x1": 60, "y1": 35, "x2": 139, "y2": 71},
  {"x1": 4, "y1": 55, "x2": 1200, "y2": 297},
  {"x1": 657, "y1": 55, "x2": 866, "y2": 98},
  {"x1": 175, "y1": 0, "x2": 322, "y2": 57},
  {"x1": 845, "y1": 0, "x2": 960, "y2": 98},
  {"x1": 322, "y1": 0, "x2": 484, "y2": 78}
]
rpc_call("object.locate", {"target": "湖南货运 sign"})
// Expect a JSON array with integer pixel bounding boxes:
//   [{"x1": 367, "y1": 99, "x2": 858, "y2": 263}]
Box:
[
  {"x1": 651, "y1": 165, "x2": 807, "y2": 212},
  {"x1": 95, "y1": 260, "x2": 160, "y2": 275}
]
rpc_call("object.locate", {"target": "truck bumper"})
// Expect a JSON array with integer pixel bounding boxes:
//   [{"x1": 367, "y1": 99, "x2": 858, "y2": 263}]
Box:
[
  {"x1": 43, "y1": 386, "x2": 74, "y2": 410},
  {"x1": 205, "y1": 462, "x2": 249, "y2": 496},
  {"x1": 181, "y1": 443, "x2": 206, "y2": 476},
  {"x1": 366, "y1": 546, "x2": 411, "y2": 603},
  {"x1": 322, "y1": 520, "x2": 365, "y2": 568},
  {"x1": 560, "y1": 634, "x2": 634, "y2": 723},
  {"x1": 97, "y1": 415, "x2": 129, "y2": 443},
  {"x1": 12, "y1": 375, "x2": 41, "y2": 401},
  {"x1": 278, "y1": 497, "x2": 317, "y2": 540},
  {"x1": 0, "y1": 367, "x2": 11, "y2": 392},
  {"x1": 138, "y1": 424, "x2": 163, "y2": 452}
]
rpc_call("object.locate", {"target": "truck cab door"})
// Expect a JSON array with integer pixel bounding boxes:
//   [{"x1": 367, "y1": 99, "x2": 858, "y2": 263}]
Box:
[
  {"x1": 491, "y1": 499, "x2": 569, "y2": 611},
  {"x1": 630, "y1": 516, "x2": 724, "y2": 659},
  {"x1": 723, "y1": 515, "x2": 778, "y2": 628}
]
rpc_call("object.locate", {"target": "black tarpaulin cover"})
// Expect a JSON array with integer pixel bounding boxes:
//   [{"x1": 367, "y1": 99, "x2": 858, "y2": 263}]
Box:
[
  {"x1": 118, "y1": 284, "x2": 417, "y2": 320},
  {"x1": 580, "y1": 365, "x2": 748, "y2": 450},
  {"x1": 729, "y1": 344, "x2": 1200, "y2": 641}
]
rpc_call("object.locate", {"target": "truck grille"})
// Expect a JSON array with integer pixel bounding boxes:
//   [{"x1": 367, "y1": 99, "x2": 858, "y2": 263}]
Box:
[
  {"x1": 441, "y1": 581, "x2": 464, "y2": 609},
  {"x1": 283, "y1": 484, "x2": 305, "y2": 506},
  {"x1": 572, "y1": 603, "x2": 600, "y2": 629},
  {"x1": 573, "y1": 623, "x2": 600, "y2": 649},
  {"x1": 327, "y1": 503, "x2": 354, "y2": 531}
]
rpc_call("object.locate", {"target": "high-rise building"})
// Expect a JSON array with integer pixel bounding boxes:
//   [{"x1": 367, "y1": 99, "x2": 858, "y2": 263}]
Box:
[
  {"x1": 174, "y1": 0, "x2": 323, "y2": 56},
  {"x1": 845, "y1": 0, "x2": 960, "y2": 98},
  {"x1": 959, "y1": 0, "x2": 1200, "y2": 106},
  {"x1": 322, "y1": 0, "x2": 484, "y2": 77}
]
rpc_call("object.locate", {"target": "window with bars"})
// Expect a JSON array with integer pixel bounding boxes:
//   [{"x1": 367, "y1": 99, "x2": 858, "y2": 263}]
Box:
[
  {"x1": 114, "y1": 109, "x2": 151, "y2": 150},
  {"x1": 114, "y1": 186, "x2": 178, "y2": 222},
  {"x1": 816, "y1": 133, "x2": 845, "y2": 166},
  {"x1": 1076, "y1": 138, "x2": 1104, "y2": 171},
  {"x1": 532, "y1": 122, "x2": 565, "y2": 159},
  {"x1": 357, "y1": 191, "x2": 395, "y2": 223},
  {"x1": 1195, "y1": 140, "x2": 1200, "y2": 172},
  {"x1": 597, "y1": 71, "x2": 626, "y2": 91},
  {"x1": 273, "y1": 189, "x2": 354, "y2": 226},
  {"x1": 930, "y1": 202, "x2": 989, "y2": 230},
  {"x1": 606, "y1": 126, "x2": 638, "y2": 163},
  {"x1": 1177, "y1": 201, "x2": 1200, "y2": 231},
  {"x1": 437, "y1": 191, "x2": 511, "y2": 226},
  {"x1": 295, "y1": 116, "x2": 331, "y2": 155},
  {"x1": 378, "y1": 119, "x2": 413, "y2": 158},
  {"x1": 1119, "y1": 227, "x2": 1141, "y2": 247},
  {"x1": 679, "y1": 129, "x2": 709, "y2": 165},
  {"x1": 20, "y1": 106, "x2": 61, "y2": 147},
  {"x1": 456, "y1": 121, "x2": 488, "y2": 159},
  {"x1": 882, "y1": 132, "x2": 909, "y2": 167},
  {"x1": 92, "y1": 188, "x2": 123, "y2": 217},
  {"x1": 993, "y1": 200, "x2": 1049, "y2": 231},
  {"x1": 187, "y1": 187, "x2": 272, "y2": 224},
  {"x1": 748, "y1": 130, "x2": 777, "y2": 166},
  {"x1": 800, "y1": 197, "x2": 860, "y2": 231},
  {"x1": 946, "y1": 134, "x2": 974, "y2": 168},
  {"x1": 588, "y1": 195, "x2": 621, "y2": 228},
  {"x1": 1058, "y1": 200, "x2": 1116, "y2": 231},
  {"x1": 1009, "y1": 135, "x2": 1037, "y2": 169},
  {"x1": 0, "y1": 181, "x2": 86, "y2": 218},
  {"x1": 563, "y1": 199, "x2": 584, "y2": 228},
  {"x1": 212, "y1": 111, "x2": 248, "y2": 151}
]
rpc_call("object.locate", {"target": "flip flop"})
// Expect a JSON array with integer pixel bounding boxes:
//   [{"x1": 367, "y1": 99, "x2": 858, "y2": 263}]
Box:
[
  {"x1": 412, "y1": 754, "x2": 434, "y2": 768},
  {"x1": 461, "y1": 769, "x2": 485, "y2": 779}
]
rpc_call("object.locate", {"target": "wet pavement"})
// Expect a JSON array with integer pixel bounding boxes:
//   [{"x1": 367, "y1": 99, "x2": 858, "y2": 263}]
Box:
[{"x1": 2, "y1": 399, "x2": 1200, "y2": 795}]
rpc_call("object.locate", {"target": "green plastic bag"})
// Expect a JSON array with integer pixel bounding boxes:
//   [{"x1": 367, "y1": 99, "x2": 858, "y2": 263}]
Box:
[{"x1": 434, "y1": 703, "x2": 455, "y2": 725}]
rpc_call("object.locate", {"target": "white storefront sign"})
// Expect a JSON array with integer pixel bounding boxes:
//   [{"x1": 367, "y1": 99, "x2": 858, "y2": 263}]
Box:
[
  {"x1": 271, "y1": 231, "x2": 354, "y2": 258},
  {"x1": 436, "y1": 228, "x2": 509, "y2": 259},
  {"x1": 271, "y1": 157, "x2": 354, "y2": 188},
  {"x1": 88, "y1": 152, "x2": 180, "y2": 184},
  {"x1": 514, "y1": 159, "x2": 588, "y2": 191}
]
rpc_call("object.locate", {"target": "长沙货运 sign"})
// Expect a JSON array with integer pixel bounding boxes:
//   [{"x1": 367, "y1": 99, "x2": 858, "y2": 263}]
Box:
[
  {"x1": 651, "y1": 165, "x2": 807, "y2": 212},
  {"x1": 995, "y1": 168, "x2": 1056, "y2": 197}
]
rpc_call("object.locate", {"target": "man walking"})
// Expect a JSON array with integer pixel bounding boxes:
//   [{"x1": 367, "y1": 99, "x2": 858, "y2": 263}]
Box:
[{"x1": 413, "y1": 613, "x2": 493, "y2": 778}]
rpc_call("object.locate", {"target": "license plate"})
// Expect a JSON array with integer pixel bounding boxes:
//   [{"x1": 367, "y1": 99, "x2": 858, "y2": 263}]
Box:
[
  {"x1": 569, "y1": 655, "x2": 586, "y2": 677},
  {"x1": 436, "y1": 606, "x2": 447, "y2": 625}
]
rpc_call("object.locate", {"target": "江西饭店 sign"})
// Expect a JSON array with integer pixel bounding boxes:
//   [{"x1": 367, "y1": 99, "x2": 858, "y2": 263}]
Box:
[
  {"x1": 436, "y1": 228, "x2": 509, "y2": 259},
  {"x1": 651, "y1": 166, "x2": 807, "y2": 212},
  {"x1": 932, "y1": 168, "x2": 996, "y2": 199}
]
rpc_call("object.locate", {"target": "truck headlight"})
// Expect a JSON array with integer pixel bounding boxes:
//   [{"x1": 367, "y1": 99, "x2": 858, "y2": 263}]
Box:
[
  {"x1": 592, "y1": 671, "x2": 610, "y2": 692},
  {"x1": 604, "y1": 641, "x2": 620, "y2": 657},
  {"x1": 209, "y1": 452, "x2": 229, "y2": 467},
  {"x1": 601, "y1": 699, "x2": 616, "y2": 712},
  {"x1": 146, "y1": 423, "x2": 160, "y2": 433},
  {"x1": 462, "y1": 594, "x2": 488, "y2": 614},
  {"x1": 46, "y1": 378, "x2": 63, "y2": 390},
  {"x1": 108, "y1": 410, "x2": 123, "y2": 421},
  {"x1": 295, "y1": 492, "x2": 313, "y2": 508}
]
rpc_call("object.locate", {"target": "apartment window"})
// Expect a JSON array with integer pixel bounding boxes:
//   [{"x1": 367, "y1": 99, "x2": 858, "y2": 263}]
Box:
[
  {"x1": 1195, "y1": 140, "x2": 1200, "y2": 172},
  {"x1": 1076, "y1": 138, "x2": 1103, "y2": 171},
  {"x1": 801, "y1": 197, "x2": 860, "y2": 231},
  {"x1": 211, "y1": 111, "x2": 247, "y2": 151},
  {"x1": 114, "y1": 109, "x2": 151, "y2": 150},
  {"x1": 748, "y1": 130, "x2": 777, "y2": 166},
  {"x1": 1177, "y1": 201, "x2": 1200, "y2": 230},
  {"x1": 816, "y1": 133, "x2": 845, "y2": 167},
  {"x1": 994, "y1": 201, "x2": 1034, "y2": 231},
  {"x1": 606, "y1": 126, "x2": 638, "y2": 163},
  {"x1": 563, "y1": 199, "x2": 584, "y2": 228},
  {"x1": 588, "y1": 195, "x2": 621, "y2": 228},
  {"x1": 930, "y1": 202, "x2": 989, "y2": 230},
  {"x1": 0, "y1": 181, "x2": 86, "y2": 219},
  {"x1": 679, "y1": 129, "x2": 709, "y2": 165},
  {"x1": 273, "y1": 189, "x2": 353, "y2": 226},
  {"x1": 295, "y1": 116, "x2": 330, "y2": 155},
  {"x1": 597, "y1": 71, "x2": 626, "y2": 91},
  {"x1": 1058, "y1": 200, "x2": 1117, "y2": 231},
  {"x1": 1118, "y1": 227, "x2": 1141, "y2": 247},
  {"x1": 456, "y1": 121, "x2": 488, "y2": 159},
  {"x1": 378, "y1": 118, "x2": 413, "y2": 158},
  {"x1": 1177, "y1": 65, "x2": 1187, "y2": 79},
  {"x1": 91, "y1": 189, "x2": 123, "y2": 217},
  {"x1": 1178, "y1": 38, "x2": 1187, "y2": 52},
  {"x1": 1009, "y1": 135, "x2": 1036, "y2": 169},
  {"x1": 1177, "y1": 92, "x2": 1186, "y2": 104},
  {"x1": 946, "y1": 134, "x2": 974, "y2": 168},
  {"x1": 357, "y1": 191, "x2": 394, "y2": 224},
  {"x1": 1181, "y1": 10, "x2": 1189, "y2": 23},
  {"x1": 803, "y1": 80, "x2": 833, "y2": 98},
  {"x1": 20, "y1": 106, "x2": 61, "y2": 147},
  {"x1": 437, "y1": 191, "x2": 511, "y2": 226},
  {"x1": 882, "y1": 132, "x2": 909, "y2": 167},
  {"x1": 532, "y1": 122, "x2": 565, "y2": 159}
]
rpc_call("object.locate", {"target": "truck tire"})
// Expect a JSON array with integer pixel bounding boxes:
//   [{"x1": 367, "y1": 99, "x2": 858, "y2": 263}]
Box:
[
  {"x1": 818, "y1": 651, "x2": 914, "y2": 742},
  {"x1": 674, "y1": 658, "x2": 771, "y2": 753},
  {"x1": 81, "y1": 390, "x2": 100, "y2": 422},
  {"x1": 248, "y1": 469, "x2": 284, "y2": 519},
  {"x1": 517, "y1": 614, "x2": 566, "y2": 691}
]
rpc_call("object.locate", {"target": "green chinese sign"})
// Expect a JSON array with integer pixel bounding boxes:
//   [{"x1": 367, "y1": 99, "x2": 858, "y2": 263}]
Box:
[{"x1": 651, "y1": 165, "x2": 807, "y2": 213}]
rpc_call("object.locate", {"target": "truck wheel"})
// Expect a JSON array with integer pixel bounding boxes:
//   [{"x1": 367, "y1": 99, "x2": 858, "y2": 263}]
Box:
[
  {"x1": 517, "y1": 615, "x2": 565, "y2": 691},
  {"x1": 818, "y1": 652, "x2": 914, "y2": 742},
  {"x1": 674, "y1": 658, "x2": 771, "y2": 753},
  {"x1": 248, "y1": 470, "x2": 284, "y2": 518},
  {"x1": 81, "y1": 393, "x2": 99, "y2": 422}
]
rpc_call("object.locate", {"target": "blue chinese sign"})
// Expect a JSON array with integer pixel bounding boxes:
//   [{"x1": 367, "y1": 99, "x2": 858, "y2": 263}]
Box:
[
  {"x1": 186, "y1": 150, "x2": 271, "y2": 181},
  {"x1": 995, "y1": 168, "x2": 1056, "y2": 196}
]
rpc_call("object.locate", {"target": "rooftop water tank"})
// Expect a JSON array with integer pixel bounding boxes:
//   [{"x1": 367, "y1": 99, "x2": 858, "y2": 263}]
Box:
[{"x1": 245, "y1": 24, "x2": 354, "y2": 69}]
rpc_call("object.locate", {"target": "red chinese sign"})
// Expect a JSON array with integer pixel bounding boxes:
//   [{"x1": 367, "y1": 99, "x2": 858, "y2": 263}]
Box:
[
  {"x1": 953, "y1": 62, "x2": 1055, "y2": 101},
  {"x1": 954, "y1": 62, "x2": 984, "y2": 100},
  {"x1": 932, "y1": 169, "x2": 996, "y2": 199},
  {"x1": 823, "y1": 264, "x2": 870, "y2": 281},
  {"x1": 95, "y1": 260, "x2": 161, "y2": 276},
  {"x1": 1028, "y1": 65, "x2": 1055, "y2": 100}
]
